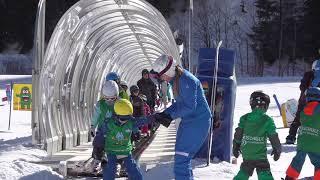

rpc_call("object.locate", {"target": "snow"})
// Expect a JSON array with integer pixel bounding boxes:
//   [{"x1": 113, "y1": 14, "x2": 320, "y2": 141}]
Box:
[
  {"x1": 0, "y1": 76, "x2": 63, "y2": 180},
  {"x1": 0, "y1": 75, "x2": 316, "y2": 179}
]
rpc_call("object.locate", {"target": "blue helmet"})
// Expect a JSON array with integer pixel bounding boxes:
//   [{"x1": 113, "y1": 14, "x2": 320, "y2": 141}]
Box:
[
  {"x1": 106, "y1": 72, "x2": 120, "y2": 83},
  {"x1": 306, "y1": 87, "x2": 320, "y2": 102}
]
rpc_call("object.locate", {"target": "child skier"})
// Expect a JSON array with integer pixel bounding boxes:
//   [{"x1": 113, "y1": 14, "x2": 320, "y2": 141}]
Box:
[
  {"x1": 233, "y1": 91, "x2": 282, "y2": 180},
  {"x1": 285, "y1": 87, "x2": 320, "y2": 180},
  {"x1": 119, "y1": 80, "x2": 130, "y2": 100},
  {"x1": 91, "y1": 80, "x2": 118, "y2": 139},
  {"x1": 129, "y1": 85, "x2": 144, "y2": 142},
  {"x1": 93, "y1": 98, "x2": 153, "y2": 180},
  {"x1": 105, "y1": 72, "x2": 128, "y2": 100},
  {"x1": 129, "y1": 85, "x2": 144, "y2": 118},
  {"x1": 90, "y1": 80, "x2": 119, "y2": 171},
  {"x1": 139, "y1": 94, "x2": 151, "y2": 137}
]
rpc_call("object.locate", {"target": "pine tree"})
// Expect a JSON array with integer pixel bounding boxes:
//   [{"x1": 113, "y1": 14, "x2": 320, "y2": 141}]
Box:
[
  {"x1": 249, "y1": 0, "x2": 278, "y2": 76},
  {"x1": 278, "y1": 0, "x2": 305, "y2": 75},
  {"x1": 303, "y1": 0, "x2": 320, "y2": 60},
  {"x1": 281, "y1": 1, "x2": 297, "y2": 59}
]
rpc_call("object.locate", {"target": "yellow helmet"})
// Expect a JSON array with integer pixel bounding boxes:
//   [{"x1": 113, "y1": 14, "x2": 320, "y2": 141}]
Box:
[{"x1": 114, "y1": 99, "x2": 133, "y2": 116}]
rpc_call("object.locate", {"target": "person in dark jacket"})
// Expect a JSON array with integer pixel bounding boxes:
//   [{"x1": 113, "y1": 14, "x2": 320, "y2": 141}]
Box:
[
  {"x1": 285, "y1": 60, "x2": 319, "y2": 144},
  {"x1": 137, "y1": 69, "x2": 157, "y2": 112},
  {"x1": 129, "y1": 85, "x2": 144, "y2": 144},
  {"x1": 129, "y1": 85, "x2": 144, "y2": 118}
]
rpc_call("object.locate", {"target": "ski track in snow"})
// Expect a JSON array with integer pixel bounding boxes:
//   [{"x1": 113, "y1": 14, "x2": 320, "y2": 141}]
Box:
[{"x1": 0, "y1": 76, "x2": 316, "y2": 179}]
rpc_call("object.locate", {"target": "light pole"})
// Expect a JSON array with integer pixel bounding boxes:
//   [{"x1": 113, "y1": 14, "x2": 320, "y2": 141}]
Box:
[{"x1": 278, "y1": 0, "x2": 283, "y2": 76}]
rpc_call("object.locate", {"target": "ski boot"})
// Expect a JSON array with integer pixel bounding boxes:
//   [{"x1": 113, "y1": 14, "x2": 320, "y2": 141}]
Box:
[
  {"x1": 91, "y1": 159, "x2": 101, "y2": 173},
  {"x1": 285, "y1": 135, "x2": 296, "y2": 145},
  {"x1": 94, "y1": 157, "x2": 107, "y2": 175},
  {"x1": 115, "y1": 163, "x2": 121, "y2": 177}
]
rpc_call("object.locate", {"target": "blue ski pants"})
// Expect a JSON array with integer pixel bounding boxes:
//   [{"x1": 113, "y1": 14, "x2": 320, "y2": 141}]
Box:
[
  {"x1": 286, "y1": 150, "x2": 320, "y2": 179},
  {"x1": 103, "y1": 154, "x2": 143, "y2": 180},
  {"x1": 174, "y1": 120, "x2": 210, "y2": 180}
]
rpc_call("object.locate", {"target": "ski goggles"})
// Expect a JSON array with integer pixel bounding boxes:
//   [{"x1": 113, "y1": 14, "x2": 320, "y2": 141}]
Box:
[
  {"x1": 117, "y1": 115, "x2": 133, "y2": 121},
  {"x1": 102, "y1": 96, "x2": 117, "y2": 101}
]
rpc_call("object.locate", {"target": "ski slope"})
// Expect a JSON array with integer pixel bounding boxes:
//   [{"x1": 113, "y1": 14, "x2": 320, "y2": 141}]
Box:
[{"x1": 0, "y1": 75, "x2": 316, "y2": 179}]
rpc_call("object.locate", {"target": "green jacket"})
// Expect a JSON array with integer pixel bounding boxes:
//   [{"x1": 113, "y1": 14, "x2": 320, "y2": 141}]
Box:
[
  {"x1": 105, "y1": 118, "x2": 134, "y2": 155},
  {"x1": 91, "y1": 99, "x2": 114, "y2": 128},
  {"x1": 101, "y1": 115, "x2": 151, "y2": 155},
  {"x1": 119, "y1": 90, "x2": 129, "y2": 100},
  {"x1": 238, "y1": 109, "x2": 277, "y2": 160},
  {"x1": 297, "y1": 101, "x2": 320, "y2": 153}
]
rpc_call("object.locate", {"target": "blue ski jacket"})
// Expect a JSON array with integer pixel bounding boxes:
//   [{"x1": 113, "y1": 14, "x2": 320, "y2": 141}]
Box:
[
  {"x1": 165, "y1": 69, "x2": 212, "y2": 125},
  {"x1": 163, "y1": 69, "x2": 212, "y2": 180}
]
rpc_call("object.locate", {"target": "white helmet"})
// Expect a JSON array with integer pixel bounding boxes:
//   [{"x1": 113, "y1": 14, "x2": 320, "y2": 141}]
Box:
[
  {"x1": 312, "y1": 60, "x2": 320, "y2": 71},
  {"x1": 102, "y1": 80, "x2": 119, "y2": 97},
  {"x1": 152, "y1": 54, "x2": 176, "y2": 78}
]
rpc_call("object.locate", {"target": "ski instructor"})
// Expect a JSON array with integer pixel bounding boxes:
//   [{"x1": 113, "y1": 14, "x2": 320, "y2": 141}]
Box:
[{"x1": 151, "y1": 54, "x2": 212, "y2": 180}]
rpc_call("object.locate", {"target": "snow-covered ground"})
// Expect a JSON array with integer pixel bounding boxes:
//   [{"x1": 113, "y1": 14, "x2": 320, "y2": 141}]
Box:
[
  {"x1": 0, "y1": 75, "x2": 315, "y2": 179},
  {"x1": 0, "y1": 76, "x2": 63, "y2": 180}
]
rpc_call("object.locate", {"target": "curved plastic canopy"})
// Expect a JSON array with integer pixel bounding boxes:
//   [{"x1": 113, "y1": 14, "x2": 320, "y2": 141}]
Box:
[{"x1": 32, "y1": 0, "x2": 180, "y2": 155}]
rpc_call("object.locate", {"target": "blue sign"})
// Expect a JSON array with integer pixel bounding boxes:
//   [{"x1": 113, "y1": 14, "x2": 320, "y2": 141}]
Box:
[{"x1": 195, "y1": 48, "x2": 236, "y2": 162}]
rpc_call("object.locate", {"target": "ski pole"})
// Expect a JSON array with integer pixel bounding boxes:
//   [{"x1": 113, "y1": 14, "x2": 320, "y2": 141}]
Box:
[{"x1": 273, "y1": 94, "x2": 282, "y2": 116}]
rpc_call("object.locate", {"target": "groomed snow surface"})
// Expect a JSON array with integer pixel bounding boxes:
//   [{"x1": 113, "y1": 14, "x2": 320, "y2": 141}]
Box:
[
  {"x1": 0, "y1": 76, "x2": 315, "y2": 179},
  {"x1": 0, "y1": 75, "x2": 63, "y2": 180}
]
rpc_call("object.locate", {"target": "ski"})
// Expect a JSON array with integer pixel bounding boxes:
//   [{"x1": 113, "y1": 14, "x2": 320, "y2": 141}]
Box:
[
  {"x1": 281, "y1": 177, "x2": 314, "y2": 180},
  {"x1": 207, "y1": 40, "x2": 223, "y2": 166}
]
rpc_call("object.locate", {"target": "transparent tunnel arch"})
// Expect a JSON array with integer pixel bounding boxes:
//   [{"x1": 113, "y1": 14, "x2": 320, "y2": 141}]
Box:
[{"x1": 33, "y1": 0, "x2": 180, "y2": 155}]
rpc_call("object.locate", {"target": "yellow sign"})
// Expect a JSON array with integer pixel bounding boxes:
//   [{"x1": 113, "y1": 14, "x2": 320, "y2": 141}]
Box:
[{"x1": 13, "y1": 84, "x2": 32, "y2": 111}]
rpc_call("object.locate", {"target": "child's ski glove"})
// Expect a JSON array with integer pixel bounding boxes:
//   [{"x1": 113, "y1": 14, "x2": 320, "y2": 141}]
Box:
[
  {"x1": 233, "y1": 127, "x2": 243, "y2": 158},
  {"x1": 271, "y1": 149, "x2": 281, "y2": 161},
  {"x1": 232, "y1": 142, "x2": 241, "y2": 158},
  {"x1": 269, "y1": 133, "x2": 282, "y2": 161}
]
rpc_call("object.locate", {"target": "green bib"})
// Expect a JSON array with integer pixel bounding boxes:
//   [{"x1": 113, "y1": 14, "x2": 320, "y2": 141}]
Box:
[
  {"x1": 239, "y1": 109, "x2": 277, "y2": 160},
  {"x1": 105, "y1": 119, "x2": 133, "y2": 155},
  {"x1": 297, "y1": 102, "x2": 320, "y2": 153}
]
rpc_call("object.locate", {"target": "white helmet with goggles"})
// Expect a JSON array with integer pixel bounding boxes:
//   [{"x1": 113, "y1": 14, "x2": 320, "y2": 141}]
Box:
[
  {"x1": 152, "y1": 54, "x2": 176, "y2": 78},
  {"x1": 102, "y1": 80, "x2": 119, "y2": 98}
]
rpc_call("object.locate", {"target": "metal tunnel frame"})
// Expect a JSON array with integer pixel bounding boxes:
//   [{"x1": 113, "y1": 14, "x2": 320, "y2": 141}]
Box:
[{"x1": 32, "y1": 0, "x2": 180, "y2": 155}]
